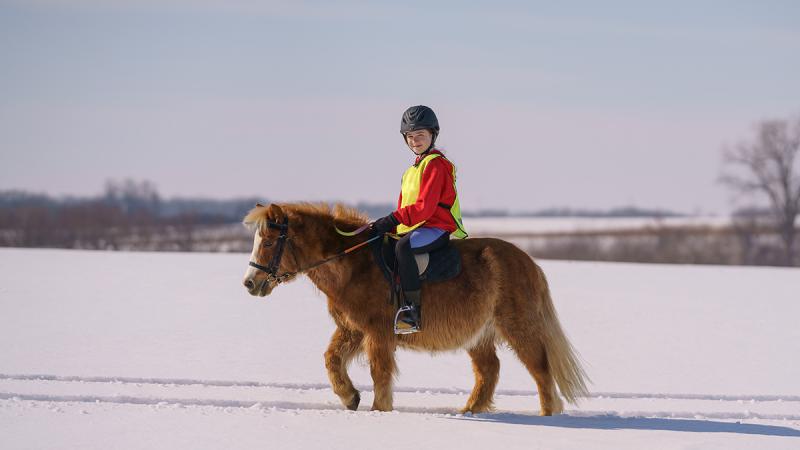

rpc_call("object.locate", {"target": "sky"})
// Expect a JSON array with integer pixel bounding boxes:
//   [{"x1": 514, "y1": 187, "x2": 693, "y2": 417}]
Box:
[{"x1": 1, "y1": 0, "x2": 799, "y2": 214}]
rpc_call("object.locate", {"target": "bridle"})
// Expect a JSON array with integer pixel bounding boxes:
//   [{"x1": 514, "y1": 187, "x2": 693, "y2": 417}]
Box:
[
  {"x1": 248, "y1": 217, "x2": 380, "y2": 286},
  {"x1": 248, "y1": 217, "x2": 295, "y2": 285}
]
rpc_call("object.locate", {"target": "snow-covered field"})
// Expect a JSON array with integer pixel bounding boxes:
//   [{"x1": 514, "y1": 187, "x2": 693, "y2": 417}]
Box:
[{"x1": 1, "y1": 247, "x2": 799, "y2": 449}]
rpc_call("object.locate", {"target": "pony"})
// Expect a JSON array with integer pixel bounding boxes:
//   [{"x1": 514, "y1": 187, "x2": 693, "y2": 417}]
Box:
[{"x1": 242, "y1": 202, "x2": 588, "y2": 415}]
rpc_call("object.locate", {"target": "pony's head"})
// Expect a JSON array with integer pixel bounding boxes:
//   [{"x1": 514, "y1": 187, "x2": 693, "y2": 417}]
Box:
[
  {"x1": 242, "y1": 202, "x2": 369, "y2": 297},
  {"x1": 242, "y1": 203, "x2": 295, "y2": 297}
]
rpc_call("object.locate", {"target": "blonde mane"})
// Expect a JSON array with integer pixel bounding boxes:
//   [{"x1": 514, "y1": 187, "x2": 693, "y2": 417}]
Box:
[{"x1": 243, "y1": 202, "x2": 369, "y2": 233}]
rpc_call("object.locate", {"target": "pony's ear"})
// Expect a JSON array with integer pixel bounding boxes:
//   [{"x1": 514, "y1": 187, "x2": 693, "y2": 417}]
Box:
[
  {"x1": 266, "y1": 203, "x2": 285, "y2": 222},
  {"x1": 255, "y1": 202, "x2": 264, "y2": 207}
]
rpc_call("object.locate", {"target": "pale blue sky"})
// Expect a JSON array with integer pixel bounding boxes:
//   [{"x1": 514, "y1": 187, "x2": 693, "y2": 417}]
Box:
[{"x1": 1, "y1": 0, "x2": 799, "y2": 213}]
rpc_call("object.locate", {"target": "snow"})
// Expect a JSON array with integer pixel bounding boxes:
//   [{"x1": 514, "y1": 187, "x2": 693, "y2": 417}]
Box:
[{"x1": 1, "y1": 247, "x2": 799, "y2": 449}]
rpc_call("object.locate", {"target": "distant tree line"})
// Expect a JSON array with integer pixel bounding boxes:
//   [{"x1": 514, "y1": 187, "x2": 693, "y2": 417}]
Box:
[
  {"x1": 532, "y1": 113, "x2": 798, "y2": 267},
  {"x1": 0, "y1": 180, "x2": 261, "y2": 251},
  {"x1": 507, "y1": 213, "x2": 791, "y2": 267},
  {"x1": 484, "y1": 206, "x2": 685, "y2": 218}
]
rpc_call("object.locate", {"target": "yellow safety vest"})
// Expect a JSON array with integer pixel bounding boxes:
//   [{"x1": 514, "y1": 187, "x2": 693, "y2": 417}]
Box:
[{"x1": 396, "y1": 153, "x2": 468, "y2": 239}]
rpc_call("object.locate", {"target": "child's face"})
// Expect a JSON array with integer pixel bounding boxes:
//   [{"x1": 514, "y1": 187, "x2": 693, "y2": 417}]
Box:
[{"x1": 404, "y1": 129, "x2": 433, "y2": 154}]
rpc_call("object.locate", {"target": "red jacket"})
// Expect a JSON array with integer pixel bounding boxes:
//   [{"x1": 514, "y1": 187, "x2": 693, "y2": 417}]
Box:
[{"x1": 391, "y1": 150, "x2": 458, "y2": 233}]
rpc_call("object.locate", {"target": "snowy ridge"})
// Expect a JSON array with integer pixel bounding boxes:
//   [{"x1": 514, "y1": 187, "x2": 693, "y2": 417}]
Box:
[
  {"x1": 0, "y1": 392, "x2": 459, "y2": 416},
  {"x1": 4, "y1": 391, "x2": 800, "y2": 422},
  {"x1": 0, "y1": 392, "x2": 344, "y2": 413},
  {"x1": 3, "y1": 373, "x2": 799, "y2": 403},
  {"x1": 4, "y1": 373, "x2": 800, "y2": 423}
]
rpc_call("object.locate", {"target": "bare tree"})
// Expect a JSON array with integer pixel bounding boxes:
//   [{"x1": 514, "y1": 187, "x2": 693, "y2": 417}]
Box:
[{"x1": 721, "y1": 117, "x2": 800, "y2": 266}]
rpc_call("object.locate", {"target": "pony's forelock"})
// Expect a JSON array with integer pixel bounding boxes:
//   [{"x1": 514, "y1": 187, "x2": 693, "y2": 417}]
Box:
[{"x1": 242, "y1": 206, "x2": 269, "y2": 234}]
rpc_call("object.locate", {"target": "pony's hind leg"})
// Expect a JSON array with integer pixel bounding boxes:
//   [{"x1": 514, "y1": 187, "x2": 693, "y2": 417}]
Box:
[
  {"x1": 498, "y1": 320, "x2": 563, "y2": 416},
  {"x1": 324, "y1": 326, "x2": 364, "y2": 410},
  {"x1": 461, "y1": 338, "x2": 500, "y2": 414}
]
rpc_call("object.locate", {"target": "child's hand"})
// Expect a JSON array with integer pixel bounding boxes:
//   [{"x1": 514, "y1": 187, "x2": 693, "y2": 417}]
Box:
[{"x1": 370, "y1": 214, "x2": 399, "y2": 234}]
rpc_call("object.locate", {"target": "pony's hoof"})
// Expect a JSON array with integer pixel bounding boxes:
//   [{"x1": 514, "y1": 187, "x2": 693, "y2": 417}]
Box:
[
  {"x1": 346, "y1": 392, "x2": 360, "y2": 411},
  {"x1": 460, "y1": 405, "x2": 492, "y2": 415}
]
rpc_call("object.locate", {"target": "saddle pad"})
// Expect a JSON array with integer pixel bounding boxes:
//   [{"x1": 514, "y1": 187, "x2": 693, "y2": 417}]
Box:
[{"x1": 370, "y1": 234, "x2": 462, "y2": 284}]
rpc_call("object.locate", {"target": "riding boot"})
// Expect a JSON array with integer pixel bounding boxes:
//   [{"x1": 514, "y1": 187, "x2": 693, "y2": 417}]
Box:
[{"x1": 394, "y1": 289, "x2": 422, "y2": 334}]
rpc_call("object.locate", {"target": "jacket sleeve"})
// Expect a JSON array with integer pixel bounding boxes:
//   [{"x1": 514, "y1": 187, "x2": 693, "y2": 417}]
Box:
[{"x1": 391, "y1": 158, "x2": 448, "y2": 226}]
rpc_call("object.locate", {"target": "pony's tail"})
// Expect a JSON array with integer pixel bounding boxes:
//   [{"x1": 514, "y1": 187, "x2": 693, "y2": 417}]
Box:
[{"x1": 534, "y1": 263, "x2": 590, "y2": 404}]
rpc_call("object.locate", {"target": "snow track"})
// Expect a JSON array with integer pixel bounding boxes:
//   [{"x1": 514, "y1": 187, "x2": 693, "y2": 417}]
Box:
[
  {"x1": 3, "y1": 372, "x2": 800, "y2": 402},
  {"x1": 3, "y1": 373, "x2": 800, "y2": 422}
]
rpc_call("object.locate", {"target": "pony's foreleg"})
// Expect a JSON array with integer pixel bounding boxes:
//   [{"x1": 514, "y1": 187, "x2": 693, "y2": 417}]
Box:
[
  {"x1": 364, "y1": 333, "x2": 396, "y2": 411},
  {"x1": 324, "y1": 326, "x2": 364, "y2": 410},
  {"x1": 461, "y1": 340, "x2": 500, "y2": 414}
]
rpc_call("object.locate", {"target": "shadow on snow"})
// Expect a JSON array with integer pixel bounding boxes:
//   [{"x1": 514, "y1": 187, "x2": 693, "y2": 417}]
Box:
[{"x1": 451, "y1": 413, "x2": 800, "y2": 437}]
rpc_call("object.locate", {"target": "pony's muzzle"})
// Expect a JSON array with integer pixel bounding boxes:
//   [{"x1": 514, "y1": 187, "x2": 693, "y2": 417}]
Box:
[{"x1": 243, "y1": 276, "x2": 272, "y2": 297}]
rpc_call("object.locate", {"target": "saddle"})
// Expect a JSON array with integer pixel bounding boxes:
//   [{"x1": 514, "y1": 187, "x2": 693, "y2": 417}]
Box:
[{"x1": 370, "y1": 234, "x2": 462, "y2": 305}]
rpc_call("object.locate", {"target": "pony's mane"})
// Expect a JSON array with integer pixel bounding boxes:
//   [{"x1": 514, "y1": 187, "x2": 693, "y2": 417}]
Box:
[{"x1": 243, "y1": 202, "x2": 369, "y2": 233}]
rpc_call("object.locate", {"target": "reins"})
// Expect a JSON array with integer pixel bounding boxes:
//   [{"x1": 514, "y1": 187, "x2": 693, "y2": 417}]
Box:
[
  {"x1": 249, "y1": 219, "x2": 379, "y2": 284},
  {"x1": 334, "y1": 223, "x2": 371, "y2": 237}
]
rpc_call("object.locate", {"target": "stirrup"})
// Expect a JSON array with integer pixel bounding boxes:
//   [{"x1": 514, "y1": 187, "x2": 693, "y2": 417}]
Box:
[{"x1": 393, "y1": 305, "x2": 420, "y2": 335}]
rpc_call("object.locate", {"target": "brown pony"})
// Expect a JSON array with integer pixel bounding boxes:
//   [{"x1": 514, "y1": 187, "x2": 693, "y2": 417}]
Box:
[{"x1": 242, "y1": 202, "x2": 588, "y2": 415}]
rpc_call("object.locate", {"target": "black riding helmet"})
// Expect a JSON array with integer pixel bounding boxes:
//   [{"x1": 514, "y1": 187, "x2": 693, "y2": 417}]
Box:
[{"x1": 400, "y1": 105, "x2": 440, "y2": 152}]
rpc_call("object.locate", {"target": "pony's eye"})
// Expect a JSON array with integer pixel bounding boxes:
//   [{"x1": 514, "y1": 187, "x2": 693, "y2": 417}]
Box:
[{"x1": 263, "y1": 241, "x2": 273, "y2": 248}]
